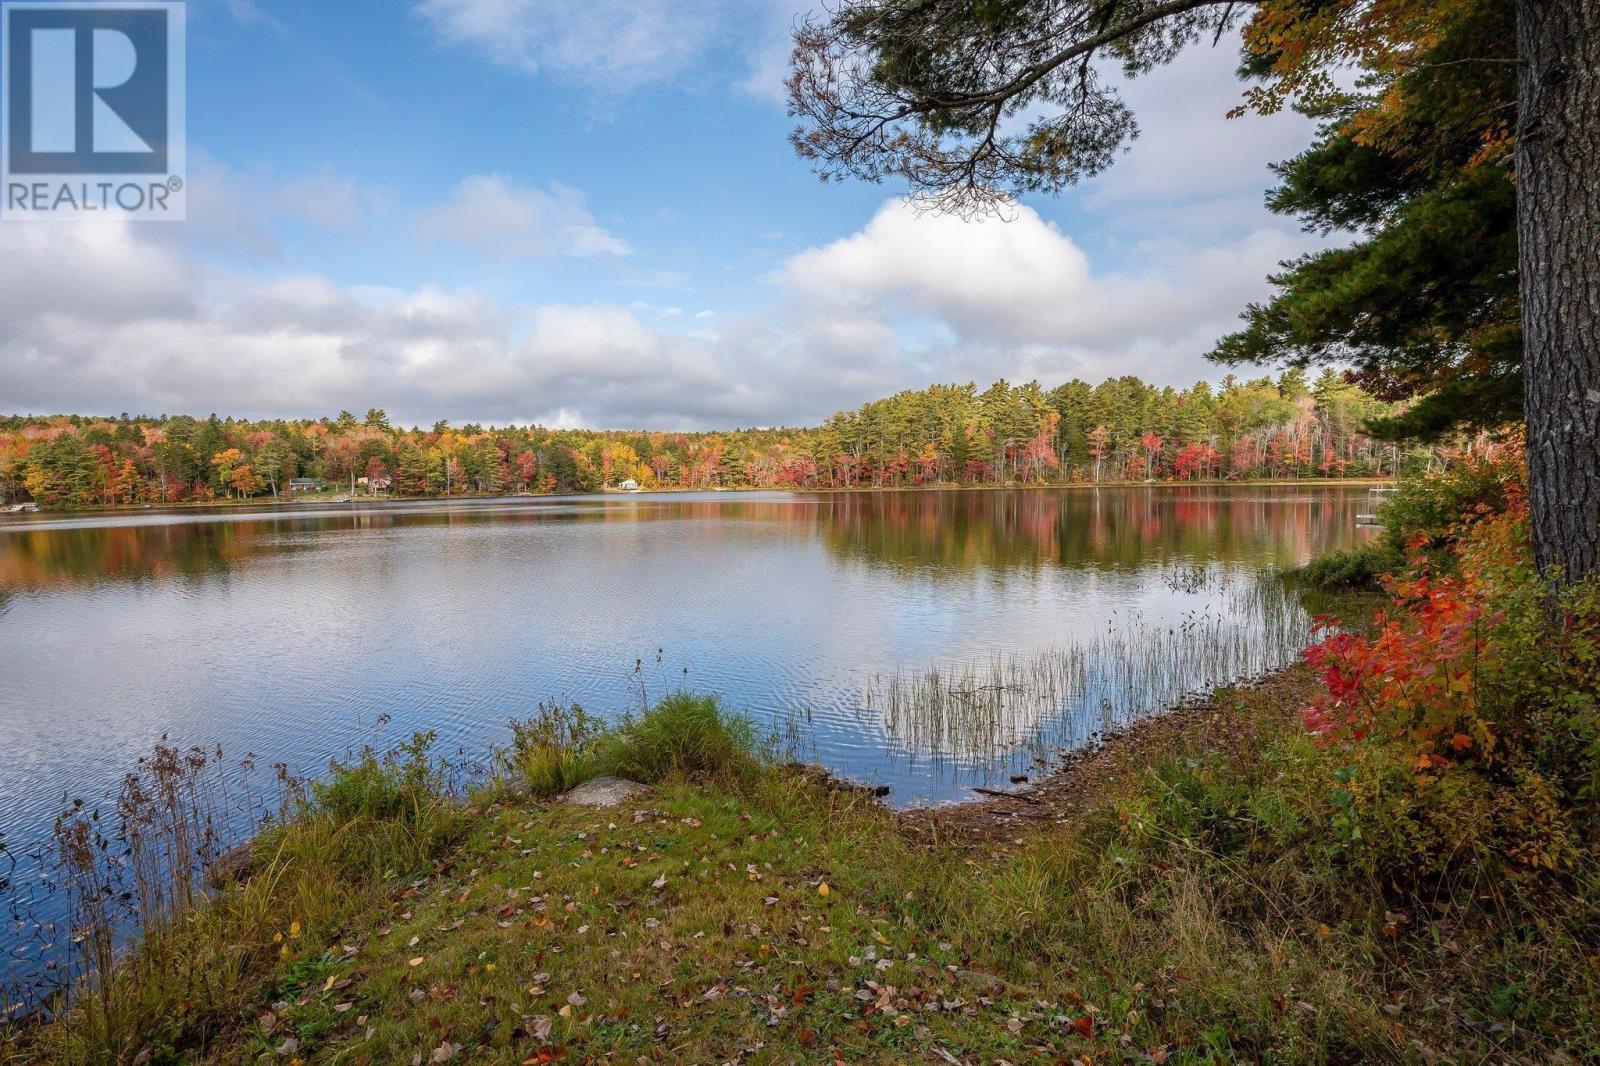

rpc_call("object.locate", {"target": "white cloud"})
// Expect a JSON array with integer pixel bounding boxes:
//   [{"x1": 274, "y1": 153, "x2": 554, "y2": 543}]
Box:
[
  {"x1": 781, "y1": 202, "x2": 1093, "y2": 344},
  {"x1": 415, "y1": 0, "x2": 724, "y2": 91},
  {"x1": 779, "y1": 199, "x2": 1306, "y2": 367},
  {"x1": 616, "y1": 268, "x2": 691, "y2": 289},
  {"x1": 174, "y1": 154, "x2": 390, "y2": 257},
  {"x1": 1076, "y1": 35, "x2": 1320, "y2": 243},
  {"x1": 975, "y1": 32, "x2": 1314, "y2": 248},
  {"x1": 224, "y1": 0, "x2": 279, "y2": 26},
  {"x1": 417, "y1": 175, "x2": 630, "y2": 259},
  {"x1": 188, "y1": 0, "x2": 284, "y2": 30},
  {"x1": 415, "y1": 0, "x2": 800, "y2": 99},
  {"x1": 277, "y1": 174, "x2": 391, "y2": 233},
  {"x1": 738, "y1": 31, "x2": 792, "y2": 104},
  {"x1": 0, "y1": 224, "x2": 197, "y2": 325},
  {"x1": 0, "y1": 194, "x2": 1316, "y2": 428},
  {"x1": 0, "y1": 222, "x2": 832, "y2": 428}
]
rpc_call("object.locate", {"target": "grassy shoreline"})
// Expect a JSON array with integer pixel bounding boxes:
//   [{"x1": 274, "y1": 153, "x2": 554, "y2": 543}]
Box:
[{"x1": 10, "y1": 650, "x2": 1592, "y2": 1064}]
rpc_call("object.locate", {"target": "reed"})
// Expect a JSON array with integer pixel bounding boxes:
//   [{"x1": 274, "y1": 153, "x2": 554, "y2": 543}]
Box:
[
  {"x1": 864, "y1": 572, "x2": 1313, "y2": 764},
  {"x1": 7, "y1": 733, "x2": 468, "y2": 1064}
]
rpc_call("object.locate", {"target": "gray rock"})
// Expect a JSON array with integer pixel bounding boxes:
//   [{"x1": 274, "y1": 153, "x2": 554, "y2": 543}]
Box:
[
  {"x1": 206, "y1": 840, "x2": 255, "y2": 889},
  {"x1": 559, "y1": 775, "x2": 651, "y2": 808}
]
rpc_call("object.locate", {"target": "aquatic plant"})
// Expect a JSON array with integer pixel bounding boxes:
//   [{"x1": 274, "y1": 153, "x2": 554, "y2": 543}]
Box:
[{"x1": 865, "y1": 574, "x2": 1315, "y2": 767}]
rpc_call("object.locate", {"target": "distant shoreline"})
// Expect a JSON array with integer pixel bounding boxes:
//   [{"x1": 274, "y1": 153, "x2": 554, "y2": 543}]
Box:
[
  {"x1": 0, "y1": 477, "x2": 1398, "y2": 519},
  {"x1": 788, "y1": 476, "x2": 1396, "y2": 494}
]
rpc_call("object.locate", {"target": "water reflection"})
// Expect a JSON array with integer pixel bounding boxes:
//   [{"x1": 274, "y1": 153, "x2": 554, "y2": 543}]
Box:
[
  {"x1": 0, "y1": 486, "x2": 1356, "y2": 589},
  {"x1": 865, "y1": 571, "x2": 1311, "y2": 766},
  {"x1": 0, "y1": 485, "x2": 1370, "y2": 818},
  {"x1": 1, "y1": 485, "x2": 1371, "y2": 994},
  {"x1": 818, "y1": 487, "x2": 1348, "y2": 575}
]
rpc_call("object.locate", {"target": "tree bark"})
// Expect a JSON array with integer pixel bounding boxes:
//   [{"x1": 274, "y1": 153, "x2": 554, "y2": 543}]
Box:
[{"x1": 1518, "y1": 0, "x2": 1600, "y2": 582}]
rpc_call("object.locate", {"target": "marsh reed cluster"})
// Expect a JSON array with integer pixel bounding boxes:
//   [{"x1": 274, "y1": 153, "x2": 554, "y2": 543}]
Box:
[{"x1": 864, "y1": 570, "x2": 1313, "y2": 766}]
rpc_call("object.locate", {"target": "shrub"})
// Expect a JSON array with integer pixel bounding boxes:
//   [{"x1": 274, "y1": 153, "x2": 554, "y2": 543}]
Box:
[
  {"x1": 505, "y1": 702, "x2": 606, "y2": 797},
  {"x1": 1375, "y1": 441, "x2": 1523, "y2": 560},
  {"x1": 1293, "y1": 542, "x2": 1405, "y2": 590},
  {"x1": 1296, "y1": 478, "x2": 1600, "y2": 889},
  {"x1": 1295, "y1": 442, "x2": 1521, "y2": 591}
]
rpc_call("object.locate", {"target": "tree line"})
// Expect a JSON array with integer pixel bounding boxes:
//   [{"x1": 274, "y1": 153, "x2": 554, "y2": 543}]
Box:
[{"x1": 1, "y1": 369, "x2": 1459, "y2": 508}]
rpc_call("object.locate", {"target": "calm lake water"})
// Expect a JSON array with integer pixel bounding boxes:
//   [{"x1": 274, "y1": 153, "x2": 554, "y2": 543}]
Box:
[{"x1": 0, "y1": 485, "x2": 1372, "y2": 994}]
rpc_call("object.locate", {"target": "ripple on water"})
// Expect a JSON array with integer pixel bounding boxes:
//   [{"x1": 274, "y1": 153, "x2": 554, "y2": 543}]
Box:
[{"x1": 0, "y1": 485, "x2": 1374, "y2": 995}]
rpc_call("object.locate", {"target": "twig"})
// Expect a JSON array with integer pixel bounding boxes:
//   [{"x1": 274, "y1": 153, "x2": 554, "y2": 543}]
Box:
[{"x1": 971, "y1": 787, "x2": 1041, "y2": 804}]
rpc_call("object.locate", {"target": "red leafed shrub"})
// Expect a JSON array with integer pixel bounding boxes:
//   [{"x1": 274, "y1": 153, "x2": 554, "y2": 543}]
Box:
[
  {"x1": 1294, "y1": 468, "x2": 1600, "y2": 880},
  {"x1": 1299, "y1": 499, "x2": 1519, "y2": 767}
]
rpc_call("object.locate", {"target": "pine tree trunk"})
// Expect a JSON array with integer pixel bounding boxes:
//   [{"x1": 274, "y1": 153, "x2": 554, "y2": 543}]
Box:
[{"x1": 1518, "y1": 0, "x2": 1600, "y2": 582}]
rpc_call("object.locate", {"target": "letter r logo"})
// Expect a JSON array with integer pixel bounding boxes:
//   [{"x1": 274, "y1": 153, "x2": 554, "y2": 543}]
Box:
[
  {"x1": 4, "y1": 3, "x2": 176, "y2": 174},
  {"x1": 2, "y1": 2, "x2": 187, "y2": 220}
]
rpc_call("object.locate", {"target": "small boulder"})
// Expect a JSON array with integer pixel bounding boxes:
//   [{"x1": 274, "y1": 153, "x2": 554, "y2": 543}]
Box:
[
  {"x1": 559, "y1": 775, "x2": 651, "y2": 808},
  {"x1": 206, "y1": 840, "x2": 255, "y2": 889}
]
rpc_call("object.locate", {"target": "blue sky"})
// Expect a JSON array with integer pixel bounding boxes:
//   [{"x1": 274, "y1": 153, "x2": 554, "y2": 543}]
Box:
[{"x1": 0, "y1": 0, "x2": 1325, "y2": 429}]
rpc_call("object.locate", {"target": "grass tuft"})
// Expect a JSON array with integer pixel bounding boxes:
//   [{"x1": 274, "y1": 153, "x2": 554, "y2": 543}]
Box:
[
  {"x1": 504, "y1": 702, "x2": 607, "y2": 798},
  {"x1": 600, "y1": 693, "x2": 761, "y2": 788},
  {"x1": 502, "y1": 694, "x2": 762, "y2": 800}
]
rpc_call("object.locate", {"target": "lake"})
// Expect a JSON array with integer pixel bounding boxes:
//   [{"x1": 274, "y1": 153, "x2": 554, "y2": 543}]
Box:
[{"x1": 0, "y1": 485, "x2": 1372, "y2": 996}]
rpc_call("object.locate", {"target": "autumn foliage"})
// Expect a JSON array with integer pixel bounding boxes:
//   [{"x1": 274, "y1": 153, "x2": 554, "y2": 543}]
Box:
[
  {"x1": 1, "y1": 370, "x2": 1448, "y2": 508},
  {"x1": 1299, "y1": 516, "x2": 1511, "y2": 766},
  {"x1": 1294, "y1": 455, "x2": 1600, "y2": 881}
]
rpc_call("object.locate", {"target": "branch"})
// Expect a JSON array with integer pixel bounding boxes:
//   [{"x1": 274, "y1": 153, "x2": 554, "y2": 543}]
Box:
[{"x1": 922, "y1": 0, "x2": 1256, "y2": 112}]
